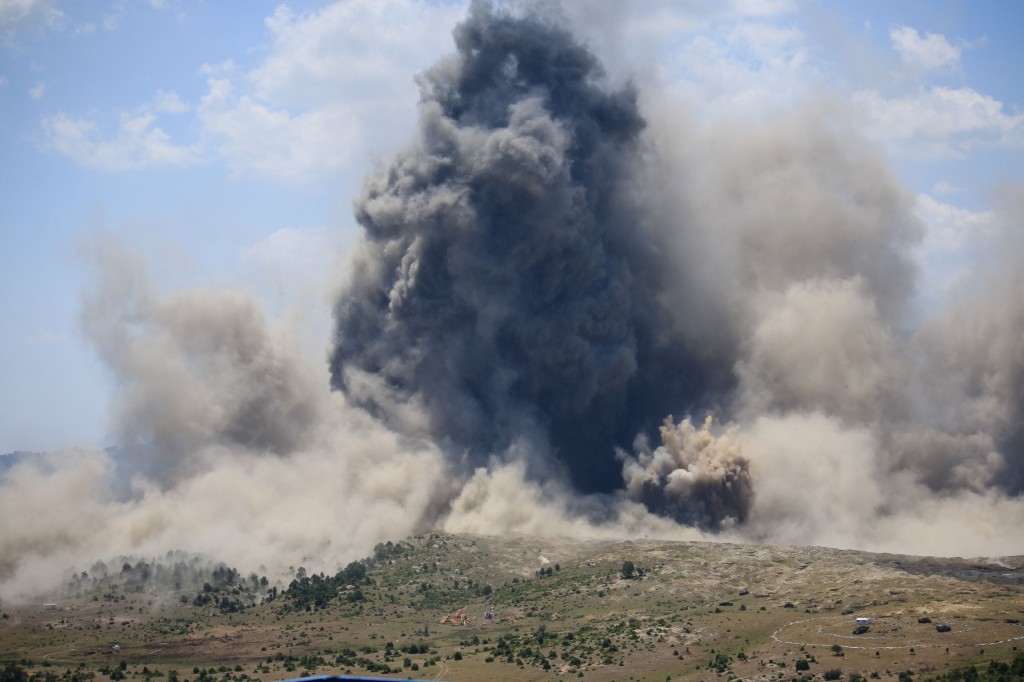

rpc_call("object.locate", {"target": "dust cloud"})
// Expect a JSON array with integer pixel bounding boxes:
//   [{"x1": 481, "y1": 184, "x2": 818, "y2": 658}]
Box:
[{"x1": 2, "y1": 0, "x2": 1023, "y2": 601}]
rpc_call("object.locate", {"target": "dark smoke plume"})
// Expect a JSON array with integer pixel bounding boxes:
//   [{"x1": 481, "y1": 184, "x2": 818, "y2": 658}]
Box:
[
  {"x1": 330, "y1": 0, "x2": 732, "y2": 513},
  {"x1": 7, "y1": 3, "x2": 1024, "y2": 603}
]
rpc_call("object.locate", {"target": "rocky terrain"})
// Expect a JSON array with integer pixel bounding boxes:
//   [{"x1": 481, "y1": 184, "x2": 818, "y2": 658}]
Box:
[{"x1": 1, "y1": 533, "x2": 1022, "y2": 682}]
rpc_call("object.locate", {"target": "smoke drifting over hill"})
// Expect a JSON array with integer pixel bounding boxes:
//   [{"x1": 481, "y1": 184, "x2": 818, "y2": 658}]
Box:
[{"x1": 2, "y1": 1, "x2": 1023, "y2": 599}]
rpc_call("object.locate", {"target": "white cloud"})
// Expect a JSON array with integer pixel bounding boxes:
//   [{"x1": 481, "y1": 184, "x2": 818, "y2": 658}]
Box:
[
  {"x1": 239, "y1": 226, "x2": 343, "y2": 318},
  {"x1": 853, "y1": 86, "x2": 1024, "y2": 158},
  {"x1": 188, "y1": 0, "x2": 466, "y2": 183},
  {"x1": 151, "y1": 89, "x2": 188, "y2": 113},
  {"x1": 35, "y1": 0, "x2": 469, "y2": 182},
  {"x1": 575, "y1": 0, "x2": 796, "y2": 41},
  {"x1": 0, "y1": 0, "x2": 39, "y2": 20},
  {"x1": 242, "y1": 226, "x2": 332, "y2": 275},
  {"x1": 914, "y1": 193, "x2": 994, "y2": 253},
  {"x1": 41, "y1": 111, "x2": 202, "y2": 171},
  {"x1": 730, "y1": 0, "x2": 796, "y2": 16},
  {"x1": 890, "y1": 25, "x2": 960, "y2": 72},
  {"x1": 932, "y1": 180, "x2": 962, "y2": 196},
  {"x1": 28, "y1": 79, "x2": 44, "y2": 98},
  {"x1": 728, "y1": 20, "x2": 804, "y2": 56},
  {"x1": 250, "y1": 0, "x2": 464, "y2": 109},
  {"x1": 199, "y1": 60, "x2": 235, "y2": 77},
  {"x1": 101, "y1": 8, "x2": 122, "y2": 32},
  {"x1": 565, "y1": 2, "x2": 809, "y2": 121},
  {"x1": 197, "y1": 77, "x2": 361, "y2": 183},
  {"x1": 659, "y1": 18, "x2": 813, "y2": 120},
  {"x1": 30, "y1": 2, "x2": 813, "y2": 183},
  {"x1": 0, "y1": 0, "x2": 64, "y2": 36},
  {"x1": 912, "y1": 193, "x2": 996, "y2": 303}
]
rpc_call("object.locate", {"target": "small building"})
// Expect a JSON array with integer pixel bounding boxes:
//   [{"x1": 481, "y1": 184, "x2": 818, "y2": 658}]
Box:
[
  {"x1": 42, "y1": 604, "x2": 58, "y2": 610},
  {"x1": 856, "y1": 617, "x2": 873, "y2": 625},
  {"x1": 112, "y1": 645, "x2": 120, "y2": 653}
]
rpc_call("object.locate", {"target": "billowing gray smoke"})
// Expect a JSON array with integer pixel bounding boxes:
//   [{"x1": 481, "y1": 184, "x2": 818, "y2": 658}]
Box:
[
  {"x1": 328, "y1": 1, "x2": 1024, "y2": 533},
  {"x1": 908, "y1": 186, "x2": 1024, "y2": 495},
  {"x1": 329, "y1": 1, "x2": 732, "y2": 516},
  {"x1": 5, "y1": 1, "x2": 1024, "y2": 603},
  {"x1": 80, "y1": 236, "x2": 322, "y2": 484}
]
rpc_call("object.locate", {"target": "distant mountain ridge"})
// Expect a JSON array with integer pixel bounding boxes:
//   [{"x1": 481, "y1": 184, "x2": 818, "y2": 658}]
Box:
[{"x1": 0, "y1": 450, "x2": 40, "y2": 470}]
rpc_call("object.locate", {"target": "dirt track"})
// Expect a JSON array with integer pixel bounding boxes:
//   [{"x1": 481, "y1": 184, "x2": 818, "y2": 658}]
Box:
[{"x1": 773, "y1": 615, "x2": 1024, "y2": 650}]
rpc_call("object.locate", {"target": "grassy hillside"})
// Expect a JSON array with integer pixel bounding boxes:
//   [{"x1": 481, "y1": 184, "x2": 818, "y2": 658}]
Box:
[{"x1": 2, "y1": 533, "x2": 1023, "y2": 682}]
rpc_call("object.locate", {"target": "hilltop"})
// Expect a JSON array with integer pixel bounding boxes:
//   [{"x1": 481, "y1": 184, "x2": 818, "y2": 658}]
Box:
[{"x1": 1, "y1": 533, "x2": 1022, "y2": 682}]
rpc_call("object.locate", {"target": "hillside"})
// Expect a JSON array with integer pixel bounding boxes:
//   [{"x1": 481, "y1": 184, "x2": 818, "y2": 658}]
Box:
[{"x1": 2, "y1": 533, "x2": 1023, "y2": 682}]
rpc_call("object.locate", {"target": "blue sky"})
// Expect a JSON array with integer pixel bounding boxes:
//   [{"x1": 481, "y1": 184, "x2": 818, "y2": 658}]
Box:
[{"x1": 1, "y1": 0, "x2": 1021, "y2": 454}]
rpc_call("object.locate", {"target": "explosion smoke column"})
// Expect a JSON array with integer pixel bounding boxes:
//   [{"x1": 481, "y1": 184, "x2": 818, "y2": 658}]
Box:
[
  {"x1": 2, "y1": 0, "x2": 1024, "y2": 601},
  {"x1": 330, "y1": 0, "x2": 1024, "y2": 535},
  {"x1": 329, "y1": 1, "x2": 740, "y2": 525}
]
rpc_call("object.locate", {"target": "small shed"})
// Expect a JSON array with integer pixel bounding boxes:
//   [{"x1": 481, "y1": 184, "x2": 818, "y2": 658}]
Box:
[
  {"x1": 42, "y1": 604, "x2": 58, "y2": 610},
  {"x1": 856, "y1": 617, "x2": 873, "y2": 625}
]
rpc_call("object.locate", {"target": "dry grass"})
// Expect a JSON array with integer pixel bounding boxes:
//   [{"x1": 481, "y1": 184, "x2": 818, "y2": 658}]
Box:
[{"x1": 1, "y1": 533, "x2": 1022, "y2": 682}]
